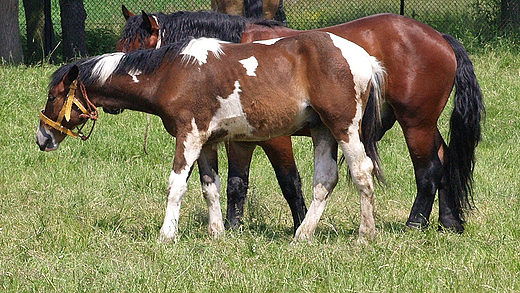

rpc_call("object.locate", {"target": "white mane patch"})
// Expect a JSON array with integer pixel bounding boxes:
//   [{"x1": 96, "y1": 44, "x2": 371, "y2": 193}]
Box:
[
  {"x1": 326, "y1": 33, "x2": 373, "y2": 97},
  {"x1": 209, "y1": 80, "x2": 255, "y2": 137},
  {"x1": 180, "y1": 38, "x2": 226, "y2": 66},
  {"x1": 254, "y1": 38, "x2": 282, "y2": 45},
  {"x1": 128, "y1": 69, "x2": 142, "y2": 83},
  {"x1": 91, "y1": 52, "x2": 125, "y2": 85},
  {"x1": 239, "y1": 56, "x2": 259, "y2": 77}
]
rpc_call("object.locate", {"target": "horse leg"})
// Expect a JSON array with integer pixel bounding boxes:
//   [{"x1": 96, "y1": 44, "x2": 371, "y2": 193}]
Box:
[
  {"x1": 259, "y1": 136, "x2": 307, "y2": 231},
  {"x1": 293, "y1": 124, "x2": 338, "y2": 242},
  {"x1": 338, "y1": 129, "x2": 377, "y2": 241},
  {"x1": 402, "y1": 126, "x2": 444, "y2": 229},
  {"x1": 225, "y1": 141, "x2": 256, "y2": 229},
  {"x1": 159, "y1": 134, "x2": 202, "y2": 242},
  {"x1": 198, "y1": 143, "x2": 225, "y2": 239},
  {"x1": 437, "y1": 132, "x2": 465, "y2": 232}
]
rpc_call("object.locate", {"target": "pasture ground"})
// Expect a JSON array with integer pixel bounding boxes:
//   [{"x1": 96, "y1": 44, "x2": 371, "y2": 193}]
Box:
[{"x1": 0, "y1": 45, "x2": 519, "y2": 291}]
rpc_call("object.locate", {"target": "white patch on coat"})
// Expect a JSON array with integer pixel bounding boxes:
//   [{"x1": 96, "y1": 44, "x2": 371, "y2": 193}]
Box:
[
  {"x1": 209, "y1": 80, "x2": 255, "y2": 137},
  {"x1": 128, "y1": 69, "x2": 142, "y2": 83},
  {"x1": 91, "y1": 52, "x2": 125, "y2": 85},
  {"x1": 180, "y1": 38, "x2": 226, "y2": 66},
  {"x1": 326, "y1": 33, "x2": 374, "y2": 98},
  {"x1": 254, "y1": 38, "x2": 282, "y2": 45},
  {"x1": 239, "y1": 56, "x2": 259, "y2": 76}
]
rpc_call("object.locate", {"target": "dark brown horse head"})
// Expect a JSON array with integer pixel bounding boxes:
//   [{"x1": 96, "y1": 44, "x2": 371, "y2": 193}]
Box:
[
  {"x1": 36, "y1": 65, "x2": 97, "y2": 151},
  {"x1": 117, "y1": 6, "x2": 160, "y2": 52}
]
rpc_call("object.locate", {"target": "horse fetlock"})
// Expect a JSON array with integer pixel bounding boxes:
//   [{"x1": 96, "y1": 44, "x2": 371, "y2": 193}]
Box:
[
  {"x1": 208, "y1": 219, "x2": 225, "y2": 239},
  {"x1": 358, "y1": 223, "x2": 377, "y2": 241},
  {"x1": 292, "y1": 227, "x2": 314, "y2": 243},
  {"x1": 158, "y1": 225, "x2": 178, "y2": 243}
]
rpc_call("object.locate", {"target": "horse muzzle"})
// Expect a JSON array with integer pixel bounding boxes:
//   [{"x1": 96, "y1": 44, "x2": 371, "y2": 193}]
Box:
[{"x1": 36, "y1": 122, "x2": 60, "y2": 151}]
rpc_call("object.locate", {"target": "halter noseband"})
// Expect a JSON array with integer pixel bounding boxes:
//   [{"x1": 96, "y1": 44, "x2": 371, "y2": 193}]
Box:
[{"x1": 39, "y1": 79, "x2": 99, "y2": 140}]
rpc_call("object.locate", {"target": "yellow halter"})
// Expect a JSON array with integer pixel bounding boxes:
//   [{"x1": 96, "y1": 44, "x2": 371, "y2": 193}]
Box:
[{"x1": 39, "y1": 80, "x2": 98, "y2": 140}]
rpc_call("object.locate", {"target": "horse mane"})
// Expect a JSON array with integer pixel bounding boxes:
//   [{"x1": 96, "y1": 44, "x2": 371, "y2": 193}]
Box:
[
  {"x1": 120, "y1": 10, "x2": 285, "y2": 48},
  {"x1": 159, "y1": 11, "x2": 248, "y2": 44},
  {"x1": 50, "y1": 41, "x2": 189, "y2": 88}
]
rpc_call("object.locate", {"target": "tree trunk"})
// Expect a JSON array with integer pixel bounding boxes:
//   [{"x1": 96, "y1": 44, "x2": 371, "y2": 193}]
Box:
[
  {"x1": 0, "y1": 0, "x2": 24, "y2": 64},
  {"x1": 501, "y1": 0, "x2": 520, "y2": 29},
  {"x1": 60, "y1": 0, "x2": 87, "y2": 60},
  {"x1": 22, "y1": 0, "x2": 56, "y2": 63}
]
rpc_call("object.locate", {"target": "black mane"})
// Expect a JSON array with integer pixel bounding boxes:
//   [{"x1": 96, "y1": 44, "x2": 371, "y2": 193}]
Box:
[
  {"x1": 120, "y1": 10, "x2": 284, "y2": 49},
  {"x1": 50, "y1": 41, "x2": 190, "y2": 88}
]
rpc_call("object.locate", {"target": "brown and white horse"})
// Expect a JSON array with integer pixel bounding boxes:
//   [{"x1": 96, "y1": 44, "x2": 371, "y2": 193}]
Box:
[
  {"x1": 117, "y1": 11, "x2": 485, "y2": 233},
  {"x1": 36, "y1": 32, "x2": 385, "y2": 242}
]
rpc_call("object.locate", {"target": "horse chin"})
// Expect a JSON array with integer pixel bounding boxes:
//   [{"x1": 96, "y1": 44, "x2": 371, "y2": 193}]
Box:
[{"x1": 36, "y1": 123, "x2": 62, "y2": 152}]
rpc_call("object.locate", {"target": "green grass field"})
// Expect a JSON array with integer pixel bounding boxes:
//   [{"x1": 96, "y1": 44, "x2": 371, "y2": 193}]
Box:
[{"x1": 1, "y1": 44, "x2": 519, "y2": 291}]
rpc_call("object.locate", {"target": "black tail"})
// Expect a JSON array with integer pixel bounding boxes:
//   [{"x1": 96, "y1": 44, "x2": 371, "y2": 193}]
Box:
[
  {"x1": 244, "y1": 0, "x2": 263, "y2": 19},
  {"x1": 442, "y1": 34, "x2": 485, "y2": 221},
  {"x1": 361, "y1": 58, "x2": 386, "y2": 183}
]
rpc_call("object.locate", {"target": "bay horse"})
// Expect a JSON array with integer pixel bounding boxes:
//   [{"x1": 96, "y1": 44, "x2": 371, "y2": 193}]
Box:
[
  {"x1": 36, "y1": 32, "x2": 386, "y2": 242},
  {"x1": 117, "y1": 11, "x2": 485, "y2": 233}
]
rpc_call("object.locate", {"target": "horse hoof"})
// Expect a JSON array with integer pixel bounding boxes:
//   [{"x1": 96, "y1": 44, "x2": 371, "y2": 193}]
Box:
[
  {"x1": 438, "y1": 221, "x2": 465, "y2": 234},
  {"x1": 158, "y1": 227, "x2": 178, "y2": 243},
  {"x1": 406, "y1": 215, "x2": 430, "y2": 230}
]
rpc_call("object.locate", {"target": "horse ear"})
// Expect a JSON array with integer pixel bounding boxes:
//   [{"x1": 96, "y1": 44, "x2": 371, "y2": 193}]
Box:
[
  {"x1": 141, "y1": 11, "x2": 153, "y2": 33},
  {"x1": 122, "y1": 5, "x2": 134, "y2": 20},
  {"x1": 63, "y1": 65, "x2": 79, "y2": 86}
]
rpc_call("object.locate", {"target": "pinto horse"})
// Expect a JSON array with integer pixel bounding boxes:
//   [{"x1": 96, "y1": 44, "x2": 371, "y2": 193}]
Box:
[
  {"x1": 36, "y1": 32, "x2": 386, "y2": 242},
  {"x1": 118, "y1": 11, "x2": 485, "y2": 233}
]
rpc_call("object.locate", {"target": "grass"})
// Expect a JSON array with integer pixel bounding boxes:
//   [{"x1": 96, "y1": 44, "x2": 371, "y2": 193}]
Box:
[{"x1": 1, "y1": 46, "x2": 519, "y2": 291}]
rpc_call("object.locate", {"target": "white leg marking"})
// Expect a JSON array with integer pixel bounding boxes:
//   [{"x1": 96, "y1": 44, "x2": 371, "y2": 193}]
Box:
[
  {"x1": 201, "y1": 173, "x2": 224, "y2": 239},
  {"x1": 294, "y1": 125, "x2": 338, "y2": 242},
  {"x1": 239, "y1": 56, "x2": 259, "y2": 76},
  {"x1": 159, "y1": 119, "x2": 205, "y2": 242},
  {"x1": 339, "y1": 101, "x2": 377, "y2": 241},
  {"x1": 159, "y1": 169, "x2": 190, "y2": 242}
]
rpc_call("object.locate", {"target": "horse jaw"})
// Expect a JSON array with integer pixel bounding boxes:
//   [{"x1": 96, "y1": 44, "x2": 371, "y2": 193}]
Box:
[{"x1": 36, "y1": 122, "x2": 61, "y2": 151}]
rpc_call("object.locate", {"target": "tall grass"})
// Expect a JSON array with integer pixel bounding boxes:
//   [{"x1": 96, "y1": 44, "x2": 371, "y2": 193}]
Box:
[{"x1": 0, "y1": 45, "x2": 519, "y2": 291}]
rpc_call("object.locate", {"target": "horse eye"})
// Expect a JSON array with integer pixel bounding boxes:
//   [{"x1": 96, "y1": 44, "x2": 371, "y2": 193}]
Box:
[{"x1": 48, "y1": 95, "x2": 56, "y2": 102}]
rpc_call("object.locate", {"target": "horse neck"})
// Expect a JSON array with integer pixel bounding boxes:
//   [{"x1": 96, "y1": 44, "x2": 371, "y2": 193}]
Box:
[{"x1": 85, "y1": 74, "x2": 160, "y2": 115}]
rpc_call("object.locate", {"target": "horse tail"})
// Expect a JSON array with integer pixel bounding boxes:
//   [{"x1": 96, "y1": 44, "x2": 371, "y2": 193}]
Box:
[
  {"x1": 362, "y1": 57, "x2": 386, "y2": 183},
  {"x1": 244, "y1": 0, "x2": 264, "y2": 19},
  {"x1": 442, "y1": 33, "x2": 485, "y2": 221}
]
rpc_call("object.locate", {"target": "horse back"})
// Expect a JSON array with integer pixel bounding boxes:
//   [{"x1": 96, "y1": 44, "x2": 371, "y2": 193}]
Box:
[{"x1": 164, "y1": 32, "x2": 371, "y2": 141}]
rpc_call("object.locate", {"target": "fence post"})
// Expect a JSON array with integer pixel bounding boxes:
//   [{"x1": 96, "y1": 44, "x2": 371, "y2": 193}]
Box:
[{"x1": 400, "y1": 0, "x2": 405, "y2": 15}]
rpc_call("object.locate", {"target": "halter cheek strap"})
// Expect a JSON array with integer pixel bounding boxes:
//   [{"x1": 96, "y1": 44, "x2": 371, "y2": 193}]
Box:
[{"x1": 39, "y1": 79, "x2": 99, "y2": 140}]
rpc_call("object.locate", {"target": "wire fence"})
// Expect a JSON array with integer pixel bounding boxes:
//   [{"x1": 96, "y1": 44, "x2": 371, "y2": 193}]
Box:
[{"x1": 18, "y1": 0, "x2": 519, "y2": 56}]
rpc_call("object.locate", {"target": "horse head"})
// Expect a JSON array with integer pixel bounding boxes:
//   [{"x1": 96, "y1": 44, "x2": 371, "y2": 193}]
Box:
[
  {"x1": 36, "y1": 65, "x2": 98, "y2": 151},
  {"x1": 117, "y1": 6, "x2": 160, "y2": 52}
]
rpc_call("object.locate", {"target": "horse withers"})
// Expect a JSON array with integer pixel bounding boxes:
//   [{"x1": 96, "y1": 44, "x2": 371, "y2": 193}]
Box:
[{"x1": 36, "y1": 31, "x2": 385, "y2": 242}]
